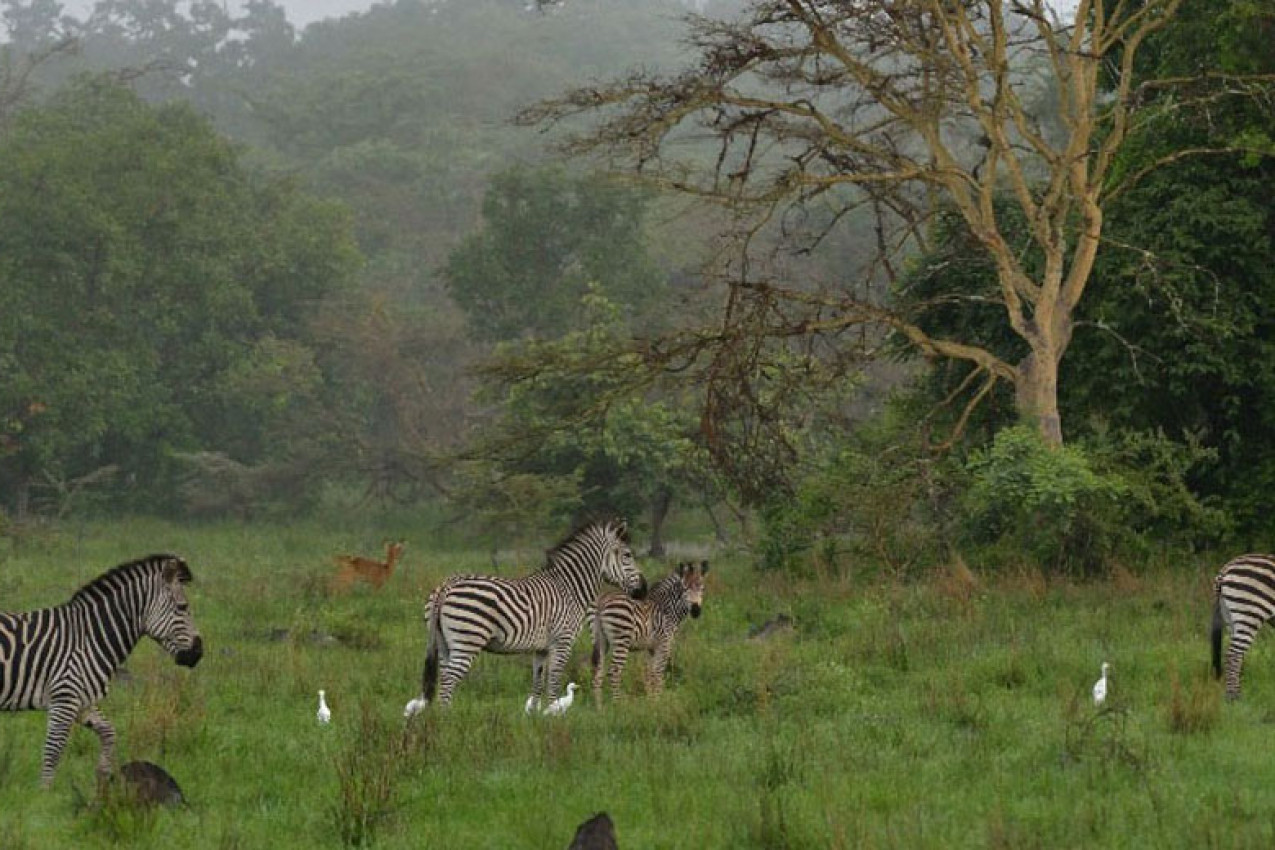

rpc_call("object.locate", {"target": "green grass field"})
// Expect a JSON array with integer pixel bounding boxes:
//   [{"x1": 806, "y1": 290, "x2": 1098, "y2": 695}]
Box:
[{"x1": 1, "y1": 517, "x2": 1273, "y2": 848}]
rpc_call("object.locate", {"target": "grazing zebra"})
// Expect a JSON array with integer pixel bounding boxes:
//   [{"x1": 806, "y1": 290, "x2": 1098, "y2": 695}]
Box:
[
  {"x1": 0, "y1": 554, "x2": 204, "y2": 787},
  {"x1": 591, "y1": 560, "x2": 708, "y2": 702},
  {"x1": 404, "y1": 518, "x2": 647, "y2": 713},
  {"x1": 1212, "y1": 553, "x2": 1275, "y2": 700}
]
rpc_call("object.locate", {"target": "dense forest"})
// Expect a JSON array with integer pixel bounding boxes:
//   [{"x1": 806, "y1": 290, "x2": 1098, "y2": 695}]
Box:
[{"x1": 1, "y1": 0, "x2": 1272, "y2": 572}]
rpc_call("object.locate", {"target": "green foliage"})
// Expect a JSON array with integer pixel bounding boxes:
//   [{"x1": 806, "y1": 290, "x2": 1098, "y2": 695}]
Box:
[
  {"x1": 445, "y1": 165, "x2": 666, "y2": 342},
  {"x1": 756, "y1": 418, "x2": 945, "y2": 577},
  {"x1": 0, "y1": 78, "x2": 359, "y2": 514},
  {"x1": 961, "y1": 426, "x2": 1129, "y2": 574},
  {"x1": 958, "y1": 426, "x2": 1224, "y2": 573},
  {"x1": 462, "y1": 288, "x2": 704, "y2": 534}
]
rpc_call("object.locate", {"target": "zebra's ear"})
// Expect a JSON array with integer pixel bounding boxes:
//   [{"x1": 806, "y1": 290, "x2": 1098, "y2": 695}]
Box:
[
  {"x1": 700, "y1": 560, "x2": 710, "y2": 575},
  {"x1": 162, "y1": 557, "x2": 192, "y2": 585},
  {"x1": 677, "y1": 562, "x2": 690, "y2": 577},
  {"x1": 614, "y1": 517, "x2": 629, "y2": 542}
]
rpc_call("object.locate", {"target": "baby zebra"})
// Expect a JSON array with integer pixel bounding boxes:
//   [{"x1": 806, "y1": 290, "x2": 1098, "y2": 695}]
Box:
[{"x1": 591, "y1": 560, "x2": 708, "y2": 702}]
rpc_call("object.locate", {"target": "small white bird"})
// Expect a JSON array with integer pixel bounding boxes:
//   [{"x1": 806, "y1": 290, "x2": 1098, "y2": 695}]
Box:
[
  {"x1": 403, "y1": 695, "x2": 428, "y2": 718},
  {"x1": 542, "y1": 683, "x2": 578, "y2": 717},
  {"x1": 317, "y1": 689, "x2": 332, "y2": 724},
  {"x1": 1092, "y1": 662, "x2": 1110, "y2": 706},
  {"x1": 523, "y1": 694, "x2": 542, "y2": 715}
]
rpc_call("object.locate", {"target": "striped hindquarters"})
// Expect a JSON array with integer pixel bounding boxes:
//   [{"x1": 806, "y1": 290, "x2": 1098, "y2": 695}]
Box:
[
  {"x1": 1214, "y1": 553, "x2": 1275, "y2": 699},
  {"x1": 0, "y1": 609, "x2": 73, "y2": 711},
  {"x1": 434, "y1": 573, "x2": 573, "y2": 656},
  {"x1": 1215, "y1": 554, "x2": 1275, "y2": 630}
]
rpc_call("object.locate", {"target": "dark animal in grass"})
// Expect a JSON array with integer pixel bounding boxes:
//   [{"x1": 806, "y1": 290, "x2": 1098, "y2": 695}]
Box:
[
  {"x1": 568, "y1": 811, "x2": 618, "y2": 850},
  {"x1": 748, "y1": 613, "x2": 794, "y2": 640},
  {"x1": 118, "y1": 760, "x2": 186, "y2": 807}
]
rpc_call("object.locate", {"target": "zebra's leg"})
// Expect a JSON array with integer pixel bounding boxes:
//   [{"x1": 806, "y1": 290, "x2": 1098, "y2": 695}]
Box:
[
  {"x1": 435, "y1": 647, "x2": 479, "y2": 707},
  {"x1": 607, "y1": 635, "x2": 633, "y2": 701},
  {"x1": 542, "y1": 636, "x2": 575, "y2": 703},
  {"x1": 1225, "y1": 624, "x2": 1257, "y2": 701},
  {"x1": 647, "y1": 639, "x2": 673, "y2": 696},
  {"x1": 529, "y1": 651, "x2": 548, "y2": 711},
  {"x1": 40, "y1": 702, "x2": 80, "y2": 789},
  {"x1": 82, "y1": 706, "x2": 117, "y2": 783}
]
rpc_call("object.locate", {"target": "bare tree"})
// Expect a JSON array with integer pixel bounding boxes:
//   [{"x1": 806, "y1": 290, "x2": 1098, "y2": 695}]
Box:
[{"x1": 522, "y1": 0, "x2": 1271, "y2": 448}]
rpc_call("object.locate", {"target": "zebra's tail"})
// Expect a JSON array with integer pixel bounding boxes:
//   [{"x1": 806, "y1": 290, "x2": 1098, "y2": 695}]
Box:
[
  {"x1": 423, "y1": 587, "x2": 444, "y2": 703},
  {"x1": 590, "y1": 609, "x2": 604, "y2": 672},
  {"x1": 1211, "y1": 593, "x2": 1225, "y2": 679}
]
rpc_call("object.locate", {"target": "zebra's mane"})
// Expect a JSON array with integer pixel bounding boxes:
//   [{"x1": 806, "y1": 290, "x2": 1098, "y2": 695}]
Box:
[
  {"x1": 543, "y1": 517, "x2": 628, "y2": 564},
  {"x1": 69, "y1": 554, "x2": 190, "y2": 604}
]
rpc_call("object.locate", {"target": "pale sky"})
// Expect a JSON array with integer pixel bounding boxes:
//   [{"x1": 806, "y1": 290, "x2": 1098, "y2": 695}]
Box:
[{"x1": 60, "y1": 1, "x2": 387, "y2": 29}]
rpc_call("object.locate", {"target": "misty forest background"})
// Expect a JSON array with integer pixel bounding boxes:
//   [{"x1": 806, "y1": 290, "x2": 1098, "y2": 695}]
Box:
[{"x1": 1, "y1": 0, "x2": 1273, "y2": 577}]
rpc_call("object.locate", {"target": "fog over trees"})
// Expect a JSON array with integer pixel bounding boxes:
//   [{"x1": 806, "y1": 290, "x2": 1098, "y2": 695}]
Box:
[{"x1": 1, "y1": 0, "x2": 1272, "y2": 570}]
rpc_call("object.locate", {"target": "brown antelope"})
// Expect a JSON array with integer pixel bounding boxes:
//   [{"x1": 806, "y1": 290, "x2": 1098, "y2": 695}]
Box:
[{"x1": 332, "y1": 540, "x2": 405, "y2": 591}]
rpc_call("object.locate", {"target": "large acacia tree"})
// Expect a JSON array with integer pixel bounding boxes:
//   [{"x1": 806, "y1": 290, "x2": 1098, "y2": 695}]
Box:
[{"x1": 524, "y1": 0, "x2": 1269, "y2": 449}]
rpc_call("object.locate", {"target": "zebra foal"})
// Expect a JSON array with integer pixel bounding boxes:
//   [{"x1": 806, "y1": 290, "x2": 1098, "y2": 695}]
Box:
[
  {"x1": 1212, "y1": 553, "x2": 1275, "y2": 700},
  {"x1": 0, "y1": 554, "x2": 204, "y2": 787},
  {"x1": 404, "y1": 518, "x2": 647, "y2": 713},
  {"x1": 591, "y1": 560, "x2": 708, "y2": 702}
]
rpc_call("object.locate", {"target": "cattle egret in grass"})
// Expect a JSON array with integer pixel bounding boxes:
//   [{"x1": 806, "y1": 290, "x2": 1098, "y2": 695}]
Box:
[
  {"x1": 543, "y1": 683, "x2": 578, "y2": 717},
  {"x1": 524, "y1": 695, "x2": 542, "y2": 715},
  {"x1": 1092, "y1": 663, "x2": 1110, "y2": 706},
  {"x1": 317, "y1": 689, "x2": 332, "y2": 724},
  {"x1": 404, "y1": 696, "x2": 427, "y2": 718}
]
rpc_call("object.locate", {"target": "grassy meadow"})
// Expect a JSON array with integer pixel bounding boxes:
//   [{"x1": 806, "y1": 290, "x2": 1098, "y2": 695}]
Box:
[{"x1": 1, "y1": 515, "x2": 1273, "y2": 848}]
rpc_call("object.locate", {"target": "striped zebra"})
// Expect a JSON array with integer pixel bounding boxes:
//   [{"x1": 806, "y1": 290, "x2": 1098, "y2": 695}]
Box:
[
  {"x1": 591, "y1": 560, "x2": 708, "y2": 702},
  {"x1": 0, "y1": 554, "x2": 204, "y2": 787},
  {"x1": 404, "y1": 518, "x2": 647, "y2": 713},
  {"x1": 1212, "y1": 553, "x2": 1275, "y2": 700}
]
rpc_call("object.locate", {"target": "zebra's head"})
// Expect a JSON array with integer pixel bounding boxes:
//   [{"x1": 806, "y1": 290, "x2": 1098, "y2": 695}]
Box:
[
  {"x1": 600, "y1": 519, "x2": 647, "y2": 600},
  {"x1": 143, "y1": 556, "x2": 204, "y2": 668},
  {"x1": 678, "y1": 560, "x2": 709, "y2": 619}
]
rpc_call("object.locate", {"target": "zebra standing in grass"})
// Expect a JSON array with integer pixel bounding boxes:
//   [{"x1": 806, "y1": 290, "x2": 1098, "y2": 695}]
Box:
[
  {"x1": 0, "y1": 554, "x2": 204, "y2": 787},
  {"x1": 1212, "y1": 553, "x2": 1275, "y2": 700},
  {"x1": 591, "y1": 560, "x2": 708, "y2": 702},
  {"x1": 404, "y1": 518, "x2": 647, "y2": 713}
]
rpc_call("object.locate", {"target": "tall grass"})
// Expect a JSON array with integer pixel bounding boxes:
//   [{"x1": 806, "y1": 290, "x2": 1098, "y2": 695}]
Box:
[{"x1": 0, "y1": 518, "x2": 1268, "y2": 847}]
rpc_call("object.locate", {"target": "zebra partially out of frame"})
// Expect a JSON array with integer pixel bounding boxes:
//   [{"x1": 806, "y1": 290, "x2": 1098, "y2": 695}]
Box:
[
  {"x1": 0, "y1": 554, "x2": 204, "y2": 787},
  {"x1": 591, "y1": 560, "x2": 708, "y2": 703},
  {"x1": 404, "y1": 518, "x2": 647, "y2": 713},
  {"x1": 1212, "y1": 553, "x2": 1275, "y2": 700}
]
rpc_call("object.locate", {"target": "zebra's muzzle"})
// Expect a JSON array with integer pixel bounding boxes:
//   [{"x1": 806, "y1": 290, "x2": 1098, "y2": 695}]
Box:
[
  {"x1": 690, "y1": 604, "x2": 702, "y2": 619},
  {"x1": 630, "y1": 575, "x2": 648, "y2": 600},
  {"x1": 175, "y1": 636, "x2": 204, "y2": 668}
]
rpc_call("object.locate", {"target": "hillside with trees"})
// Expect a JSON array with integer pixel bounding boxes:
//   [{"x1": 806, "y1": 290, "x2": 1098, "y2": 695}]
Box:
[{"x1": 2, "y1": 0, "x2": 1273, "y2": 570}]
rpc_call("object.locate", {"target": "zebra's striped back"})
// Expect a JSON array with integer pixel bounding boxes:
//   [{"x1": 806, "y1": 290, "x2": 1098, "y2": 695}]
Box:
[
  {"x1": 1212, "y1": 553, "x2": 1275, "y2": 700},
  {"x1": 0, "y1": 554, "x2": 203, "y2": 786}
]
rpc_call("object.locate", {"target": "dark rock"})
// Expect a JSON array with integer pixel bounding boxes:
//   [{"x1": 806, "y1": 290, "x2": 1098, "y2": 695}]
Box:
[
  {"x1": 568, "y1": 811, "x2": 618, "y2": 850},
  {"x1": 119, "y1": 760, "x2": 185, "y2": 807}
]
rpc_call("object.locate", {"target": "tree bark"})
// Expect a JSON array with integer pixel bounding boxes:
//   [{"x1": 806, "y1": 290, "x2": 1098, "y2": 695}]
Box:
[{"x1": 648, "y1": 487, "x2": 672, "y2": 558}]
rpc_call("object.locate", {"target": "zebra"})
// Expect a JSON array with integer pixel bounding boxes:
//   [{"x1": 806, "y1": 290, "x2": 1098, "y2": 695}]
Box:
[
  {"x1": 591, "y1": 560, "x2": 708, "y2": 702},
  {"x1": 0, "y1": 554, "x2": 204, "y2": 787},
  {"x1": 404, "y1": 518, "x2": 647, "y2": 713},
  {"x1": 1212, "y1": 553, "x2": 1275, "y2": 700}
]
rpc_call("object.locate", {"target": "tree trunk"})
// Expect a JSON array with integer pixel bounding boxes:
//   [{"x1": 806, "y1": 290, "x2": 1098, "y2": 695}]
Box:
[
  {"x1": 648, "y1": 487, "x2": 672, "y2": 558},
  {"x1": 1016, "y1": 348, "x2": 1064, "y2": 447}
]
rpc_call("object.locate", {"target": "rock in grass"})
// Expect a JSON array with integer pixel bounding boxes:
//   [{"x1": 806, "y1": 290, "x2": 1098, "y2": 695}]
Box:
[
  {"x1": 568, "y1": 812, "x2": 618, "y2": 850},
  {"x1": 119, "y1": 761, "x2": 185, "y2": 807}
]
